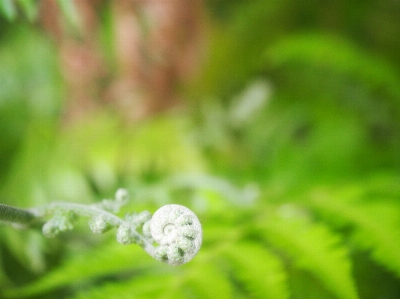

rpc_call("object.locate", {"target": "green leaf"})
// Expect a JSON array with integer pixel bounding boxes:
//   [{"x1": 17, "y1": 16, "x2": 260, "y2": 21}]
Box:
[
  {"x1": 259, "y1": 207, "x2": 359, "y2": 299},
  {"x1": 70, "y1": 273, "x2": 182, "y2": 299},
  {"x1": 311, "y1": 191, "x2": 400, "y2": 279},
  {"x1": 0, "y1": 242, "x2": 11, "y2": 286},
  {"x1": 265, "y1": 33, "x2": 400, "y2": 103},
  {"x1": 225, "y1": 241, "x2": 289, "y2": 299},
  {"x1": 69, "y1": 262, "x2": 232, "y2": 299},
  {"x1": 56, "y1": 0, "x2": 81, "y2": 31},
  {"x1": 16, "y1": 0, "x2": 37, "y2": 21},
  {"x1": 0, "y1": 0, "x2": 17, "y2": 20},
  {"x1": 184, "y1": 262, "x2": 232, "y2": 299},
  {"x1": 4, "y1": 242, "x2": 157, "y2": 298}
]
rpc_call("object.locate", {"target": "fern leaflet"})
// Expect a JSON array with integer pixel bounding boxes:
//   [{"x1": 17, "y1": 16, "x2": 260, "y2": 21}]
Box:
[
  {"x1": 311, "y1": 192, "x2": 400, "y2": 279},
  {"x1": 183, "y1": 261, "x2": 232, "y2": 299},
  {"x1": 258, "y1": 207, "x2": 358, "y2": 299},
  {"x1": 4, "y1": 242, "x2": 156, "y2": 298},
  {"x1": 70, "y1": 273, "x2": 179, "y2": 299},
  {"x1": 225, "y1": 241, "x2": 289, "y2": 299}
]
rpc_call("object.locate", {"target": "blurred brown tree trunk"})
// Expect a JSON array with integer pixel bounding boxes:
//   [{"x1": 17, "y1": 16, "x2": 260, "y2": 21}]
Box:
[{"x1": 39, "y1": 0, "x2": 204, "y2": 122}]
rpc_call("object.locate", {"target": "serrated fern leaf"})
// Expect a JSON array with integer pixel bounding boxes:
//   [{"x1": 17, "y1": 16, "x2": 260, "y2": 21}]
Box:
[
  {"x1": 4, "y1": 242, "x2": 156, "y2": 298},
  {"x1": 73, "y1": 261, "x2": 232, "y2": 299},
  {"x1": 183, "y1": 261, "x2": 232, "y2": 299},
  {"x1": 259, "y1": 208, "x2": 358, "y2": 299},
  {"x1": 225, "y1": 241, "x2": 289, "y2": 299},
  {"x1": 311, "y1": 193, "x2": 400, "y2": 278},
  {"x1": 266, "y1": 33, "x2": 400, "y2": 102},
  {"x1": 70, "y1": 273, "x2": 180, "y2": 299}
]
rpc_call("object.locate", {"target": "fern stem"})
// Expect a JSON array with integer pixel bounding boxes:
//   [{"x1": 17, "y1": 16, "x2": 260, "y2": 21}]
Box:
[
  {"x1": 32, "y1": 202, "x2": 125, "y2": 225},
  {"x1": 30, "y1": 202, "x2": 155, "y2": 255},
  {"x1": 0, "y1": 203, "x2": 36, "y2": 225}
]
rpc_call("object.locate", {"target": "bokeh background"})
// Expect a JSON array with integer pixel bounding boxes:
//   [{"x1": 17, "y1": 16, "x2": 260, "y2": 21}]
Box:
[{"x1": 1, "y1": 0, "x2": 400, "y2": 298}]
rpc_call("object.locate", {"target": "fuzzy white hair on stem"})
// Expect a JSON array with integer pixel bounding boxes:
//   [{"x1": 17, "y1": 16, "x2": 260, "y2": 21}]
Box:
[{"x1": 0, "y1": 189, "x2": 202, "y2": 265}]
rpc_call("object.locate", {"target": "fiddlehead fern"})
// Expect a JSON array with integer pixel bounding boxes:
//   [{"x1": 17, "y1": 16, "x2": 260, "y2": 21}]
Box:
[
  {"x1": 148, "y1": 204, "x2": 202, "y2": 265},
  {"x1": 0, "y1": 189, "x2": 202, "y2": 265}
]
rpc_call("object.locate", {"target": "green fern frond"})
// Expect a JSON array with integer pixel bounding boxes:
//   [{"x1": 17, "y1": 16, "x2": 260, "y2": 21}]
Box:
[
  {"x1": 309, "y1": 174, "x2": 400, "y2": 204},
  {"x1": 265, "y1": 33, "x2": 400, "y2": 103},
  {"x1": 225, "y1": 241, "x2": 289, "y2": 299},
  {"x1": 258, "y1": 206, "x2": 358, "y2": 299},
  {"x1": 16, "y1": 0, "x2": 37, "y2": 21},
  {"x1": 0, "y1": 243, "x2": 10, "y2": 286},
  {"x1": 63, "y1": 114, "x2": 206, "y2": 177},
  {"x1": 0, "y1": 0, "x2": 17, "y2": 20},
  {"x1": 310, "y1": 191, "x2": 400, "y2": 278},
  {"x1": 70, "y1": 273, "x2": 180, "y2": 299},
  {"x1": 71, "y1": 260, "x2": 232, "y2": 299},
  {"x1": 4, "y1": 242, "x2": 157, "y2": 298},
  {"x1": 0, "y1": 0, "x2": 63, "y2": 22},
  {"x1": 182, "y1": 259, "x2": 232, "y2": 299}
]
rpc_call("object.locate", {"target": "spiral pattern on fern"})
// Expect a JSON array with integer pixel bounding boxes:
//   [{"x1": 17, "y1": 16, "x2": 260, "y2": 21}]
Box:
[{"x1": 149, "y1": 204, "x2": 202, "y2": 265}]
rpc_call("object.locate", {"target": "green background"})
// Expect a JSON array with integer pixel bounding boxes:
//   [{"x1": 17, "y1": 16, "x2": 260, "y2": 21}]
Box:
[{"x1": 1, "y1": 0, "x2": 400, "y2": 298}]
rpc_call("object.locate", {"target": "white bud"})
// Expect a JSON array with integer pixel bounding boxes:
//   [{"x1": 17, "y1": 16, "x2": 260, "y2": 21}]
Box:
[
  {"x1": 115, "y1": 188, "x2": 129, "y2": 202},
  {"x1": 89, "y1": 214, "x2": 111, "y2": 234},
  {"x1": 116, "y1": 225, "x2": 133, "y2": 245}
]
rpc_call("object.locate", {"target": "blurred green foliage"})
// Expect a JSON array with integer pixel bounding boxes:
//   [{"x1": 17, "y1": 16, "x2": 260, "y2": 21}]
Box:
[{"x1": 1, "y1": 0, "x2": 400, "y2": 298}]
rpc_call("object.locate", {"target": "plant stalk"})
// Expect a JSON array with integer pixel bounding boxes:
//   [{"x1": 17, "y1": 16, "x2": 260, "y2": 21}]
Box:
[{"x1": 0, "y1": 203, "x2": 36, "y2": 225}]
